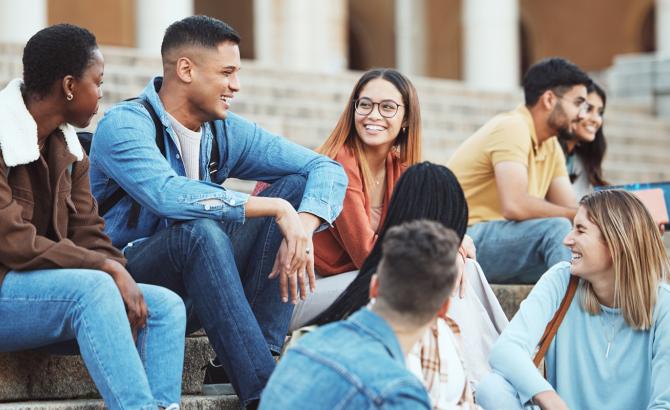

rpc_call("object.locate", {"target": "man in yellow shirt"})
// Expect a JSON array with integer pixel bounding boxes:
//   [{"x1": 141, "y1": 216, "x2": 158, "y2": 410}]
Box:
[{"x1": 448, "y1": 58, "x2": 591, "y2": 283}]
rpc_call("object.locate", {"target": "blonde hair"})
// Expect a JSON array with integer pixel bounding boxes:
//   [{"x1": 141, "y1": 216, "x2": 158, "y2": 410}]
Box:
[
  {"x1": 317, "y1": 68, "x2": 422, "y2": 189},
  {"x1": 579, "y1": 190, "x2": 669, "y2": 329}
]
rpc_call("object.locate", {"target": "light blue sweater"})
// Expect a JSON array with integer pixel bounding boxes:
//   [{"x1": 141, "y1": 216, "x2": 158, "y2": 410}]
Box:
[{"x1": 489, "y1": 262, "x2": 670, "y2": 409}]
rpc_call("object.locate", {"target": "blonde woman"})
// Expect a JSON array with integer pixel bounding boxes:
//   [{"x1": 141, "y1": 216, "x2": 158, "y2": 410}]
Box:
[{"x1": 477, "y1": 190, "x2": 670, "y2": 410}]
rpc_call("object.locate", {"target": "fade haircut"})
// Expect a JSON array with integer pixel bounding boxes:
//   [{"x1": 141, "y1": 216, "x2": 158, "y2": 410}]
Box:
[
  {"x1": 376, "y1": 219, "x2": 460, "y2": 324},
  {"x1": 523, "y1": 57, "x2": 591, "y2": 106},
  {"x1": 22, "y1": 24, "x2": 98, "y2": 99},
  {"x1": 161, "y1": 15, "x2": 241, "y2": 59}
]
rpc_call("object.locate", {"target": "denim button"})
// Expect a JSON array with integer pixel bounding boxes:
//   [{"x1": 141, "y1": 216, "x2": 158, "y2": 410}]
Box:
[
  {"x1": 230, "y1": 199, "x2": 236, "y2": 205},
  {"x1": 175, "y1": 154, "x2": 180, "y2": 159},
  {"x1": 204, "y1": 204, "x2": 211, "y2": 211}
]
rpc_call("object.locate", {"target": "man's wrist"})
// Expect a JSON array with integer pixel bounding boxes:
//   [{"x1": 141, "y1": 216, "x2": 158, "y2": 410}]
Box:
[{"x1": 298, "y1": 212, "x2": 321, "y2": 234}]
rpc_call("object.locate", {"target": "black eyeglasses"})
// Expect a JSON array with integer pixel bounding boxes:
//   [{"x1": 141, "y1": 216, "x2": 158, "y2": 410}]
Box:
[{"x1": 354, "y1": 97, "x2": 403, "y2": 118}]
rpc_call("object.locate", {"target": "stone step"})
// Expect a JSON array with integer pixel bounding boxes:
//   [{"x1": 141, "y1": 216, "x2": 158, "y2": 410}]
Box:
[
  {"x1": 491, "y1": 284, "x2": 533, "y2": 320},
  {"x1": 0, "y1": 395, "x2": 240, "y2": 410},
  {"x1": 0, "y1": 336, "x2": 214, "y2": 402}
]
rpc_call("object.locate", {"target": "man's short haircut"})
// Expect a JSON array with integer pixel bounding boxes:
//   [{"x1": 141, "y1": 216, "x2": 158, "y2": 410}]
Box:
[
  {"x1": 22, "y1": 24, "x2": 98, "y2": 99},
  {"x1": 161, "y1": 15, "x2": 241, "y2": 58},
  {"x1": 376, "y1": 219, "x2": 460, "y2": 324},
  {"x1": 523, "y1": 57, "x2": 592, "y2": 106}
]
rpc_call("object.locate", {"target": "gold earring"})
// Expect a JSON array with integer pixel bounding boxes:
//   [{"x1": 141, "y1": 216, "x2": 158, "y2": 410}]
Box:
[{"x1": 66, "y1": 93, "x2": 74, "y2": 101}]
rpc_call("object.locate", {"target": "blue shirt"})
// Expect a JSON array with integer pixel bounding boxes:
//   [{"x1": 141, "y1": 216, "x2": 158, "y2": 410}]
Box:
[
  {"x1": 260, "y1": 308, "x2": 431, "y2": 410},
  {"x1": 89, "y1": 77, "x2": 348, "y2": 248},
  {"x1": 489, "y1": 262, "x2": 670, "y2": 409}
]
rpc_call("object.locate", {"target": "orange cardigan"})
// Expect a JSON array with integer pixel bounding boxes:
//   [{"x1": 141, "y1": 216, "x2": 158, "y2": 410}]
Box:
[{"x1": 314, "y1": 146, "x2": 407, "y2": 276}]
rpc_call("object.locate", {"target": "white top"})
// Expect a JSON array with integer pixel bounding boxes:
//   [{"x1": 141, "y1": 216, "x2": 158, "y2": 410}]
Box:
[
  {"x1": 408, "y1": 318, "x2": 477, "y2": 409},
  {"x1": 166, "y1": 111, "x2": 202, "y2": 180}
]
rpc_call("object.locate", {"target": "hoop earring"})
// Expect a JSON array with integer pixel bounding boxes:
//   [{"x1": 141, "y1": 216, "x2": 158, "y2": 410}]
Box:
[{"x1": 66, "y1": 93, "x2": 74, "y2": 101}]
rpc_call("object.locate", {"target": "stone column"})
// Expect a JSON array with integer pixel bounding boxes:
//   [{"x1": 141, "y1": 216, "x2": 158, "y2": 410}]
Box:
[
  {"x1": 462, "y1": 0, "x2": 519, "y2": 91},
  {"x1": 136, "y1": 0, "x2": 193, "y2": 54},
  {"x1": 395, "y1": 0, "x2": 427, "y2": 76},
  {"x1": 254, "y1": 0, "x2": 347, "y2": 72},
  {"x1": 0, "y1": 0, "x2": 47, "y2": 44},
  {"x1": 657, "y1": 0, "x2": 670, "y2": 57}
]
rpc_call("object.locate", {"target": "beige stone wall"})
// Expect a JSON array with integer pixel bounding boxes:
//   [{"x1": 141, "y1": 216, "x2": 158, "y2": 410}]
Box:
[
  {"x1": 47, "y1": 0, "x2": 135, "y2": 47},
  {"x1": 520, "y1": 0, "x2": 655, "y2": 72},
  {"x1": 43, "y1": 0, "x2": 657, "y2": 79}
]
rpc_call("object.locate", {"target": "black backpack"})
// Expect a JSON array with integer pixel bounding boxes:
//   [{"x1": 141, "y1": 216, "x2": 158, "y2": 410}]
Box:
[{"x1": 79, "y1": 97, "x2": 219, "y2": 228}]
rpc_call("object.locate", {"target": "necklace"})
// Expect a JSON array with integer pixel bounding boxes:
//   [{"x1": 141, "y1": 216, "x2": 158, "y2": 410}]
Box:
[{"x1": 598, "y1": 308, "x2": 620, "y2": 359}]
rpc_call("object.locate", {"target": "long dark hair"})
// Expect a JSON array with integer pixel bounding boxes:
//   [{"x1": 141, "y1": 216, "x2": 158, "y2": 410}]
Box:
[
  {"x1": 560, "y1": 82, "x2": 608, "y2": 187},
  {"x1": 310, "y1": 162, "x2": 468, "y2": 325}
]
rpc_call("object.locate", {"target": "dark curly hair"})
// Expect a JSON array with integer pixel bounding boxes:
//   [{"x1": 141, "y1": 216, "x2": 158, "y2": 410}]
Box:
[
  {"x1": 22, "y1": 24, "x2": 98, "y2": 99},
  {"x1": 161, "y1": 15, "x2": 240, "y2": 58},
  {"x1": 523, "y1": 57, "x2": 591, "y2": 107}
]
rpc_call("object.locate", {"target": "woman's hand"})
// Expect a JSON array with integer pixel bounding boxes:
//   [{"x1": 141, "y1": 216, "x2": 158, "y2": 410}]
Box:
[{"x1": 101, "y1": 258, "x2": 147, "y2": 341}]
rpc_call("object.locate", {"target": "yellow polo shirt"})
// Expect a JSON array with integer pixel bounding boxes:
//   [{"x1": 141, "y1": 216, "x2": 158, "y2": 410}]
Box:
[{"x1": 447, "y1": 105, "x2": 567, "y2": 225}]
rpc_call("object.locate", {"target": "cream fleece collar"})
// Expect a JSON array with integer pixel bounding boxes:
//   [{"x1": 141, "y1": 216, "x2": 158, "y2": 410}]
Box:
[{"x1": 0, "y1": 78, "x2": 83, "y2": 167}]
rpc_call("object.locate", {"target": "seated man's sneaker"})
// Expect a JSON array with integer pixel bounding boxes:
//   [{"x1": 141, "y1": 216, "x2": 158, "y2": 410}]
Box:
[{"x1": 202, "y1": 358, "x2": 236, "y2": 395}]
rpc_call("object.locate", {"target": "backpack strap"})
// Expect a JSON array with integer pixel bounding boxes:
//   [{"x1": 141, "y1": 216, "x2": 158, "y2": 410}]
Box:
[
  {"x1": 207, "y1": 121, "x2": 219, "y2": 176},
  {"x1": 533, "y1": 275, "x2": 579, "y2": 367},
  {"x1": 98, "y1": 97, "x2": 165, "y2": 228}
]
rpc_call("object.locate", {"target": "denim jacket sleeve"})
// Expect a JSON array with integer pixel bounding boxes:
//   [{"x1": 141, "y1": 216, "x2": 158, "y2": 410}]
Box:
[
  {"x1": 214, "y1": 113, "x2": 347, "y2": 227},
  {"x1": 93, "y1": 103, "x2": 248, "y2": 223}
]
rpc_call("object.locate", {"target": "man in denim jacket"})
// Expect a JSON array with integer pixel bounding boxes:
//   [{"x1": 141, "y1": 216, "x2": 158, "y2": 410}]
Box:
[
  {"x1": 260, "y1": 220, "x2": 461, "y2": 410},
  {"x1": 89, "y1": 16, "x2": 347, "y2": 409}
]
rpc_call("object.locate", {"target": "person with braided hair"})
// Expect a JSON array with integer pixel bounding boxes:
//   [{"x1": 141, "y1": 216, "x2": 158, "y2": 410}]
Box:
[{"x1": 310, "y1": 162, "x2": 507, "y2": 408}]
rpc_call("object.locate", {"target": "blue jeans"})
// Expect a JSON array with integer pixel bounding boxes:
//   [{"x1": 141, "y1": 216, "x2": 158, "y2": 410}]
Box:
[
  {"x1": 467, "y1": 217, "x2": 572, "y2": 284},
  {"x1": 0, "y1": 268, "x2": 186, "y2": 410},
  {"x1": 124, "y1": 175, "x2": 306, "y2": 406}
]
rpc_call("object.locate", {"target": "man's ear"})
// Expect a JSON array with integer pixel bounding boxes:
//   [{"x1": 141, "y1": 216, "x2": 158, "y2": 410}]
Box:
[
  {"x1": 540, "y1": 89, "x2": 556, "y2": 111},
  {"x1": 369, "y1": 273, "x2": 379, "y2": 300},
  {"x1": 175, "y1": 56, "x2": 195, "y2": 83}
]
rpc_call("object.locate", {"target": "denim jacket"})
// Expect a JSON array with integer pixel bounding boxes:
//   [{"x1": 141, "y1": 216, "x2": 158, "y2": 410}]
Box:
[
  {"x1": 260, "y1": 308, "x2": 431, "y2": 410},
  {"x1": 90, "y1": 77, "x2": 347, "y2": 248}
]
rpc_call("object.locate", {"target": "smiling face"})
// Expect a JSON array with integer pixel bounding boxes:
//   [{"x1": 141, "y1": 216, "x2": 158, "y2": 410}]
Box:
[
  {"x1": 189, "y1": 41, "x2": 241, "y2": 122},
  {"x1": 572, "y1": 92, "x2": 604, "y2": 143},
  {"x1": 563, "y1": 206, "x2": 613, "y2": 280},
  {"x1": 64, "y1": 48, "x2": 104, "y2": 128},
  {"x1": 354, "y1": 78, "x2": 406, "y2": 154},
  {"x1": 547, "y1": 84, "x2": 587, "y2": 135}
]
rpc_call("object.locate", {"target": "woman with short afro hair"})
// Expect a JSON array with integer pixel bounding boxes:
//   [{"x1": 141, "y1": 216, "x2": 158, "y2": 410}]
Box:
[{"x1": 0, "y1": 24, "x2": 185, "y2": 410}]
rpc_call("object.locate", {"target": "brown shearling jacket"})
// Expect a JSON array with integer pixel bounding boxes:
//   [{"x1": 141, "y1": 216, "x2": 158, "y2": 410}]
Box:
[{"x1": 0, "y1": 79, "x2": 125, "y2": 286}]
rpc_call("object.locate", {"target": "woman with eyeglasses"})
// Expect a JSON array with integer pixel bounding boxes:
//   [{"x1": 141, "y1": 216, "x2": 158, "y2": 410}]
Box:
[
  {"x1": 558, "y1": 82, "x2": 608, "y2": 199},
  {"x1": 287, "y1": 68, "x2": 421, "y2": 329}
]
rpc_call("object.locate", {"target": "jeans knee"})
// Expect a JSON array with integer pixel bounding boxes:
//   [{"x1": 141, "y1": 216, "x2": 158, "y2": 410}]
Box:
[
  {"x1": 544, "y1": 217, "x2": 572, "y2": 239},
  {"x1": 181, "y1": 219, "x2": 232, "y2": 251},
  {"x1": 142, "y1": 285, "x2": 186, "y2": 330},
  {"x1": 271, "y1": 174, "x2": 307, "y2": 204}
]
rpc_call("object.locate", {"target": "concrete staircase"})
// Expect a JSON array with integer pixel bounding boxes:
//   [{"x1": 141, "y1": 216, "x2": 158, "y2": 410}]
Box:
[{"x1": 0, "y1": 43, "x2": 668, "y2": 408}]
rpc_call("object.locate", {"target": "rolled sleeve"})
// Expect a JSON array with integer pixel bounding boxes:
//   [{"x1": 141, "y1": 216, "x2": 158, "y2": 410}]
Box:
[
  {"x1": 218, "y1": 113, "x2": 348, "y2": 227},
  {"x1": 93, "y1": 103, "x2": 249, "y2": 223}
]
